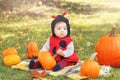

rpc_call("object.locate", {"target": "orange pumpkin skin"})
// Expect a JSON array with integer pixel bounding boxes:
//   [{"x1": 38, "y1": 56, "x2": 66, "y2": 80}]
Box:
[
  {"x1": 96, "y1": 34, "x2": 120, "y2": 66},
  {"x1": 2, "y1": 47, "x2": 18, "y2": 58},
  {"x1": 3, "y1": 54, "x2": 21, "y2": 66},
  {"x1": 27, "y1": 42, "x2": 39, "y2": 59},
  {"x1": 38, "y1": 51, "x2": 56, "y2": 70},
  {"x1": 80, "y1": 60, "x2": 100, "y2": 78}
]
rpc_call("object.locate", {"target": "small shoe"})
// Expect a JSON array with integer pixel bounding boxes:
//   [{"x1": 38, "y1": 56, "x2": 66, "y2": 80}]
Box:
[
  {"x1": 52, "y1": 64, "x2": 61, "y2": 72},
  {"x1": 32, "y1": 60, "x2": 42, "y2": 69},
  {"x1": 35, "y1": 61, "x2": 42, "y2": 68},
  {"x1": 28, "y1": 59, "x2": 35, "y2": 69}
]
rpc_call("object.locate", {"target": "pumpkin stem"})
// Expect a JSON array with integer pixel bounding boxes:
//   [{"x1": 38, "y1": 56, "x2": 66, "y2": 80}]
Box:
[
  {"x1": 109, "y1": 25, "x2": 116, "y2": 37},
  {"x1": 89, "y1": 52, "x2": 98, "y2": 60},
  {"x1": 53, "y1": 53, "x2": 58, "y2": 58}
]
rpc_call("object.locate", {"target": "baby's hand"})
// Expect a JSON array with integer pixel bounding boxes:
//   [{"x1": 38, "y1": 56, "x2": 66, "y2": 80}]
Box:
[{"x1": 56, "y1": 48, "x2": 64, "y2": 56}]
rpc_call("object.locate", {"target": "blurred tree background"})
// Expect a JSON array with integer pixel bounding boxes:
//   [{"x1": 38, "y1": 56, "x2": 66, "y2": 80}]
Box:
[{"x1": 0, "y1": 0, "x2": 68, "y2": 19}]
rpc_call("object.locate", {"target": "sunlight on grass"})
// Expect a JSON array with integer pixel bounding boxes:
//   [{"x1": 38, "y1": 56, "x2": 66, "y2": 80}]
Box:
[
  {"x1": 1, "y1": 33, "x2": 15, "y2": 39},
  {"x1": 69, "y1": 10, "x2": 120, "y2": 30},
  {"x1": 67, "y1": 0, "x2": 120, "y2": 28},
  {"x1": 77, "y1": 0, "x2": 120, "y2": 8}
]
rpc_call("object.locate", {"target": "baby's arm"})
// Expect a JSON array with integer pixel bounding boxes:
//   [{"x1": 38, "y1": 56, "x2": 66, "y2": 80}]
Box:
[{"x1": 57, "y1": 42, "x2": 74, "y2": 57}]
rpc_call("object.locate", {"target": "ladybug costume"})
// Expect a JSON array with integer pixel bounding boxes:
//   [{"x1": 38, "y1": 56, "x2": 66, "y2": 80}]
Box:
[
  {"x1": 28, "y1": 11, "x2": 79, "y2": 71},
  {"x1": 49, "y1": 36, "x2": 78, "y2": 63}
]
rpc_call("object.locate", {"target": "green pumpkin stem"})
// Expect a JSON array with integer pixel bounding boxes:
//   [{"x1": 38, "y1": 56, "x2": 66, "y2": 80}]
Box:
[
  {"x1": 109, "y1": 25, "x2": 116, "y2": 37},
  {"x1": 89, "y1": 52, "x2": 98, "y2": 60}
]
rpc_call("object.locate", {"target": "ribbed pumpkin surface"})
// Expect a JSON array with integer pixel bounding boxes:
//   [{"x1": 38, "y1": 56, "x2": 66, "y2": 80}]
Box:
[
  {"x1": 3, "y1": 54, "x2": 21, "y2": 66},
  {"x1": 2, "y1": 47, "x2": 18, "y2": 58},
  {"x1": 27, "y1": 42, "x2": 39, "y2": 58},
  {"x1": 80, "y1": 60, "x2": 100, "y2": 78},
  {"x1": 38, "y1": 51, "x2": 56, "y2": 70},
  {"x1": 96, "y1": 34, "x2": 120, "y2": 66}
]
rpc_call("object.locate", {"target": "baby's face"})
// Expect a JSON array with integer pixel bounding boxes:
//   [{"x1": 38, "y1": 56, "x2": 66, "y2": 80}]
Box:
[{"x1": 54, "y1": 21, "x2": 68, "y2": 38}]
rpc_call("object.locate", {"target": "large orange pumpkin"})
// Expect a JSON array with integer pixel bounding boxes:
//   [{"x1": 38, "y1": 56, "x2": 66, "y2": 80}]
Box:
[
  {"x1": 38, "y1": 51, "x2": 56, "y2": 70},
  {"x1": 27, "y1": 41, "x2": 39, "y2": 59},
  {"x1": 96, "y1": 27, "x2": 120, "y2": 66},
  {"x1": 3, "y1": 54, "x2": 21, "y2": 66},
  {"x1": 2, "y1": 47, "x2": 18, "y2": 58},
  {"x1": 80, "y1": 60, "x2": 100, "y2": 78}
]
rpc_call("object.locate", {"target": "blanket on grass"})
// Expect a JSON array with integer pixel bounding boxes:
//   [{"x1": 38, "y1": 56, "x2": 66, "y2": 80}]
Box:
[
  {"x1": 11, "y1": 59, "x2": 87, "y2": 80},
  {"x1": 11, "y1": 59, "x2": 112, "y2": 80}
]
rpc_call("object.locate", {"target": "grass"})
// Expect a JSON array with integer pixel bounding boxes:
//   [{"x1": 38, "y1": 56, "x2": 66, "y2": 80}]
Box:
[{"x1": 0, "y1": 0, "x2": 120, "y2": 80}]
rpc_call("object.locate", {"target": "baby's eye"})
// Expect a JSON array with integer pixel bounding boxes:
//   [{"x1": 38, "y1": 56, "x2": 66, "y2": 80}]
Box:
[
  {"x1": 64, "y1": 28, "x2": 67, "y2": 30},
  {"x1": 57, "y1": 28, "x2": 61, "y2": 30}
]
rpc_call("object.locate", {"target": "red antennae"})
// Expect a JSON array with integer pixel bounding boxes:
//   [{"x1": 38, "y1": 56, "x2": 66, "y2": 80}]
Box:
[
  {"x1": 62, "y1": 11, "x2": 67, "y2": 16},
  {"x1": 52, "y1": 11, "x2": 67, "y2": 19},
  {"x1": 51, "y1": 16, "x2": 56, "y2": 18}
]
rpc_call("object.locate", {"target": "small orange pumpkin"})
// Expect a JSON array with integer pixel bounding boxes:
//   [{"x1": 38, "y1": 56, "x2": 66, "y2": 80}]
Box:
[
  {"x1": 3, "y1": 54, "x2": 21, "y2": 66},
  {"x1": 2, "y1": 47, "x2": 18, "y2": 58},
  {"x1": 96, "y1": 27, "x2": 120, "y2": 66},
  {"x1": 80, "y1": 60, "x2": 100, "y2": 78},
  {"x1": 80, "y1": 53, "x2": 100, "y2": 78},
  {"x1": 38, "y1": 51, "x2": 56, "y2": 70},
  {"x1": 27, "y1": 41, "x2": 39, "y2": 59}
]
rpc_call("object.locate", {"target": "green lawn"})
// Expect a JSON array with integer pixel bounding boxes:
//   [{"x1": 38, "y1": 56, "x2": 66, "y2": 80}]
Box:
[{"x1": 0, "y1": 0, "x2": 120, "y2": 80}]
